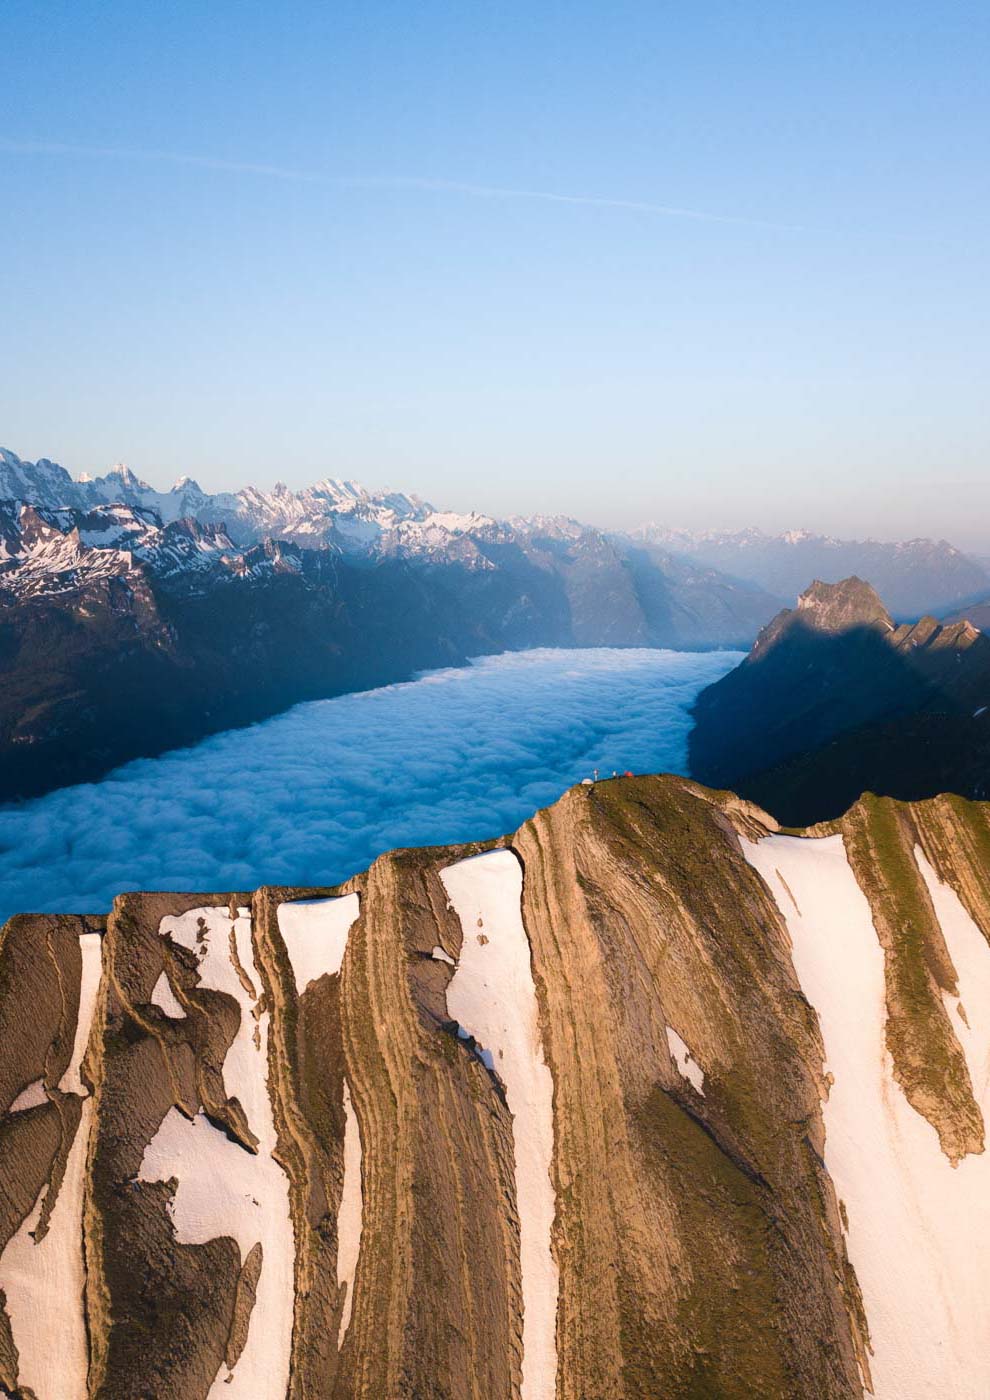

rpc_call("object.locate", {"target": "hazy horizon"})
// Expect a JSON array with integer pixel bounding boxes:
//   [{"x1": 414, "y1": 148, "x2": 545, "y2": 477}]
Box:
[{"x1": 2, "y1": 2, "x2": 987, "y2": 548}]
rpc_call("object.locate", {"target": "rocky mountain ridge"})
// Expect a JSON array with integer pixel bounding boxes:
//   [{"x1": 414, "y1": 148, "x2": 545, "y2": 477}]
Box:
[
  {"x1": 2, "y1": 774, "x2": 990, "y2": 1398},
  {"x1": 6, "y1": 448, "x2": 987, "y2": 616},
  {"x1": 0, "y1": 448, "x2": 430, "y2": 552},
  {"x1": 690, "y1": 577, "x2": 990, "y2": 823},
  {"x1": 0, "y1": 499, "x2": 307, "y2": 602},
  {"x1": 0, "y1": 448, "x2": 779, "y2": 630},
  {"x1": 0, "y1": 451, "x2": 780, "y2": 803}
]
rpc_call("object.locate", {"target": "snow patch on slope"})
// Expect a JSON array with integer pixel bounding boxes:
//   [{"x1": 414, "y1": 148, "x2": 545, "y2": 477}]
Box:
[
  {"x1": 0, "y1": 930, "x2": 102, "y2": 1400},
  {"x1": 743, "y1": 833, "x2": 990, "y2": 1400},
  {"x1": 138, "y1": 908, "x2": 293, "y2": 1398},
  {"x1": 150, "y1": 969, "x2": 187, "y2": 1018},
  {"x1": 337, "y1": 1081, "x2": 363, "y2": 1346},
  {"x1": 666, "y1": 1026, "x2": 705, "y2": 1095},
  {"x1": 440, "y1": 849, "x2": 558, "y2": 1400},
  {"x1": 8, "y1": 1078, "x2": 48, "y2": 1112},
  {"x1": 276, "y1": 893, "x2": 360, "y2": 991}
]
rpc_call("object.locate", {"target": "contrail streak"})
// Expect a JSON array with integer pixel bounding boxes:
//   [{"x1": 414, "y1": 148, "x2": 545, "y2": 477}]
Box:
[
  {"x1": 0, "y1": 137, "x2": 326, "y2": 182},
  {"x1": 0, "y1": 136, "x2": 805, "y2": 231},
  {"x1": 340, "y1": 175, "x2": 809, "y2": 232}
]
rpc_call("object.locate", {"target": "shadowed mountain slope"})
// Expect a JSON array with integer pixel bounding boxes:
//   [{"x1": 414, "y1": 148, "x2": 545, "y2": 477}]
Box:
[
  {"x1": 690, "y1": 578, "x2": 990, "y2": 825},
  {"x1": 0, "y1": 474, "x2": 776, "y2": 803},
  {"x1": 948, "y1": 592, "x2": 990, "y2": 633},
  {"x1": 2, "y1": 775, "x2": 990, "y2": 1397}
]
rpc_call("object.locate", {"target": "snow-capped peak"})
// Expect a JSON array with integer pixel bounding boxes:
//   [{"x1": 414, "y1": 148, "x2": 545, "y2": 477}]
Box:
[{"x1": 311, "y1": 477, "x2": 365, "y2": 502}]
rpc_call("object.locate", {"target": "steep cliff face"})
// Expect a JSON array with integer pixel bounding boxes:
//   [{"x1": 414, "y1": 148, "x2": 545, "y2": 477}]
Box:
[{"x1": 2, "y1": 777, "x2": 990, "y2": 1398}]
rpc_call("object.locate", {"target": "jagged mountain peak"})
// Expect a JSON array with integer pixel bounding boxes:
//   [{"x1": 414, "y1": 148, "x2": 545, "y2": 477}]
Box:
[
  {"x1": 795, "y1": 576, "x2": 894, "y2": 632},
  {"x1": 779, "y1": 527, "x2": 827, "y2": 546},
  {"x1": 511, "y1": 512, "x2": 590, "y2": 539},
  {"x1": 746, "y1": 576, "x2": 894, "y2": 661},
  {"x1": 105, "y1": 462, "x2": 151, "y2": 489},
  {"x1": 171, "y1": 474, "x2": 203, "y2": 493},
  {"x1": 691, "y1": 572, "x2": 990, "y2": 824},
  {"x1": 309, "y1": 475, "x2": 367, "y2": 500}
]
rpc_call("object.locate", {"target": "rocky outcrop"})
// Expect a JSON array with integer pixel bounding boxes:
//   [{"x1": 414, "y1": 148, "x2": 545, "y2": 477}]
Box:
[
  {"x1": 690, "y1": 577, "x2": 990, "y2": 824},
  {"x1": 764, "y1": 576, "x2": 893, "y2": 641},
  {"x1": 2, "y1": 776, "x2": 990, "y2": 1397}
]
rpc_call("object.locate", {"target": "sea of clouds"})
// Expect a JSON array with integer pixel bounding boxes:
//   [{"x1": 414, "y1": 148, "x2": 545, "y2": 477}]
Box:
[{"x1": 0, "y1": 647, "x2": 740, "y2": 920}]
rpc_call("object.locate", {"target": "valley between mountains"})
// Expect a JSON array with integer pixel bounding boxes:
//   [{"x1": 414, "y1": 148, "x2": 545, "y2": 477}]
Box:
[
  {"x1": 3, "y1": 446, "x2": 989, "y2": 803},
  {"x1": 3, "y1": 776, "x2": 990, "y2": 1399}
]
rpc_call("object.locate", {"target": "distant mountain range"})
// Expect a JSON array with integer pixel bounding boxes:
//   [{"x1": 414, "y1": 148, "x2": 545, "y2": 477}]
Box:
[
  {"x1": 0, "y1": 447, "x2": 779, "y2": 801},
  {"x1": 633, "y1": 523, "x2": 990, "y2": 618},
  {"x1": 0, "y1": 448, "x2": 777, "y2": 636},
  {"x1": 0, "y1": 447, "x2": 447, "y2": 551},
  {"x1": 3, "y1": 444, "x2": 989, "y2": 803},
  {"x1": 690, "y1": 576, "x2": 990, "y2": 823},
  {"x1": 5, "y1": 448, "x2": 988, "y2": 614}
]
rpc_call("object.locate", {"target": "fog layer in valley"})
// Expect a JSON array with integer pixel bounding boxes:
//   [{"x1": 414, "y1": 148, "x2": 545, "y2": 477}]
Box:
[{"x1": 0, "y1": 647, "x2": 739, "y2": 920}]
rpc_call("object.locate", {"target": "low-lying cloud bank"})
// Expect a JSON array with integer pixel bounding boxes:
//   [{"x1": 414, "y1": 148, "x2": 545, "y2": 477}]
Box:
[{"x1": 0, "y1": 647, "x2": 739, "y2": 921}]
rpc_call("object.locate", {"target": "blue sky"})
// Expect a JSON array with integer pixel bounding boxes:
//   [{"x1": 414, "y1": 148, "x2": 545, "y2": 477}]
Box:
[{"x1": 1, "y1": 1, "x2": 988, "y2": 544}]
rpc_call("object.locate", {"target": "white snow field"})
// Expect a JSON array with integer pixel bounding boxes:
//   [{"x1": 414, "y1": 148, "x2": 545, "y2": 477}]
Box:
[
  {"x1": 139, "y1": 907, "x2": 294, "y2": 1398},
  {"x1": 150, "y1": 967, "x2": 187, "y2": 1017},
  {"x1": 336, "y1": 1080, "x2": 363, "y2": 1345},
  {"x1": 743, "y1": 833, "x2": 990, "y2": 1400},
  {"x1": 276, "y1": 893, "x2": 360, "y2": 994},
  {"x1": 440, "y1": 849, "x2": 558, "y2": 1400},
  {"x1": 0, "y1": 647, "x2": 740, "y2": 922},
  {"x1": 0, "y1": 930, "x2": 102, "y2": 1400},
  {"x1": 275, "y1": 894, "x2": 363, "y2": 1345},
  {"x1": 8, "y1": 1077, "x2": 48, "y2": 1111},
  {"x1": 666, "y1": 1026, "x2": 705, "y2": 1095}
]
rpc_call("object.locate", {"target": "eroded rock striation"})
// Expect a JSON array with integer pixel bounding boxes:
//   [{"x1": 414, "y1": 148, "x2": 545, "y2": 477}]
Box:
[{"x1": 2, "y1": 776, "x2": 990, "y2": 1397}]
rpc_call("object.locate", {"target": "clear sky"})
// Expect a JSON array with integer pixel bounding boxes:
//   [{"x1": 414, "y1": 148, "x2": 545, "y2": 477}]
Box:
[{"x1": 1, "y1": 1, "x2": 988, "y2": 546}]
